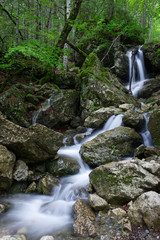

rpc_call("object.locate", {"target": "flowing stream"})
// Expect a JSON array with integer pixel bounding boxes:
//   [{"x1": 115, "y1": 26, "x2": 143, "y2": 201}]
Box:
[{"x1": 1, "y1": 47, "x2": 153, "y2": 238}]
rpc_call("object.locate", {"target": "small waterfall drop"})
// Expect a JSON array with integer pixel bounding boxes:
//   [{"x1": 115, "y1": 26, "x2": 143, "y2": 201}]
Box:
[
  {"x1": 126, "y1": 46, "x2": 147, "y2": 97},
  {"x1": 3, "y1": 114, "x2": 123, "y2": 238},
  {"x1": 140, "y1": 112, "x2": 153, "y2": 147}
]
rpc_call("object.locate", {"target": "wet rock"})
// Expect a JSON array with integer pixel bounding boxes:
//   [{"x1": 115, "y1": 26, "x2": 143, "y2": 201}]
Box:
[
  {"x1": 128, "y1": 191, "x2": 160, "y2": 229},
  {"x1": 25, "y1": 182, "x2": 37, "y2": 193},
  {"x1": 84, "y1": 107, "x2": 122, "y2": 128},
  {"x1": 0, "y1": 235, "x2": 26, "y2": 240},
  {"x1": 0, "y1": 112, "x2": 63, "y2": 164},
  {"x1": 119, "y1": 103, "x2": 134, "y2": 111},
  {"x1": 46, "y1": 155, "x2": 80, "y2": 177},
  {"x1": 0, "y1": 145, "x2": 16, "y2": 191},
  {"x1": 79, "y1": 53, "x2": 140, "y2": 120},
  {"x1": 0, "y1": 86, "x2": 29, "y2": 127},
  {"x1": 40, "y1": 236, "x2": 55, "y2": 240},
  {"x1": 135, "y1": 144, "x2": 160, "y2": 159},
  {"x1": 34, "y1": 89, "x2": 80, "y2": 128},
  {"x1": 13, "y1": 160, "x2": 29, "y2": 182},
  {"x1": 111, "y1": 208, "x2": 126, "y2": 217},
  {"x1": 114, "y1": 50, "x2": 129, "y2": 83},
  {"x1": 0, "y1": 204, "x2": 6, "y2": 213},
  {"x1": 88, "y1": 193, "x2": 110, "y2": 211},
  {"x1": 89, "y1": 159, "x2": 160, "y2": 205},
  {"x1": 80, "y1": 126, "x2": 142, "y2": 167},
  {"x1": 37, "y1": 173, "x2": 59, "y2": 195},
  {"x1": 123, "y1": 110, "x2": 145, "y2": 131},
  {"x1": 72, "y1": 198, "x2": 96, "y2": 237},
  {"x1": 148, "y1": 107, "x2": 160, "y2": 149},
  {"x1": 138, "y1": 78, "x2": 160, "y2": 99}
]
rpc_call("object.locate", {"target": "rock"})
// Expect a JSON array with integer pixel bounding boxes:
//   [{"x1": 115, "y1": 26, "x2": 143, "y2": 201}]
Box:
[
  {"x1": 0, "y1": 204, "x2": 6, "y2": 213},
  {"x1": 0, "y1": 86, "x2": 29, "y2": 127},
  {"x1": 89, "y1": 159, "x2": 160, "y2": 205},
  {"x1": 34, "y1": 89, "x2": 80, "y2": 128},
  {"x1": 0, "y1": 235, "x2": 26, "y2": 240},
  {"x1": 114, "y1": 50, "x2": 129, "y2": 83},
  {"x1": 84, "y1": 107, "x2": 122, "y2": 128},
  {"x1": 40, "y1": 236, "x2": 55, "y2": 240},
  {"x1": 46, "y1": 155, "x2": 80, "y2": 177},
  {"x1": 135, "y1": 144, "x2": 160, "y2": 159},
  {"x1": 13, "y1": 160, "x2": 29, "y2": 182},
  {"x1": 123, "y1": 110, "x2": 145, "y2": 131},
  {"x1": 0, "y1": 145, "x2": 16, "y2": 191},
  {"x1": 128, "y1": 191, "x2": 160, "y2": 229},
  {"x1": 80, "y1": 126, "x2": 142, "y2": 167},
  {"x1": 25, "y1": 182, "x2": 37, "y2": 194},
  {"x1": 148, "y1": 108, "x2": 160, "y2": 149},
  {"x1": 79, "y1": 53, "x2": 140, "y2": 119},
  {"x1": 119, "y1": 103, "x2": 134, "y2": 111},
  {"x1": 88, "y1": 193, "x2": 110, "y2": 211},
  {"x1": 72, "y1": 198, "x2": 96, "y2": 237},
  {"x1": 0, "y1": 113, "x2": 63, "y2": 164},
  {"x1": 111, "y1": 208, "x2": 126, "y2": 217},
  {"x1": 138, "y1": 78, "x2": 160, "y2": 99},
  {"x1": 37, "y1": 173, "x2": 59, "y2": 195}
]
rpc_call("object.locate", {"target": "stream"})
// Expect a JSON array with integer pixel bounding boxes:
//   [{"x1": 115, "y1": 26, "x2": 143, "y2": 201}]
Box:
[{"x1": 1, "y1": 47, "x2": 154, "y2": 239}]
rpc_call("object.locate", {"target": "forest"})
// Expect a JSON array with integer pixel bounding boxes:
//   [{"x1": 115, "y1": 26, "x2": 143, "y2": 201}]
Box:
[{"x1": 0, "y1": 0, "x2": 159, "y2": 74}]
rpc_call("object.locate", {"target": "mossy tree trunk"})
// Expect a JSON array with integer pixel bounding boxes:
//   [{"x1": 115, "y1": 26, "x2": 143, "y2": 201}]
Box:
[{"x1": 56, "y1": 0, "x2": 83, "y2": 50}]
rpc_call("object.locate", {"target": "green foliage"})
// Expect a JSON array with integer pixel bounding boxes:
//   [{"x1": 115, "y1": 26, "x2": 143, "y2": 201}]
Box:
[{"x1": 1, "y1": 40, "x2": 63, "y2": 71}]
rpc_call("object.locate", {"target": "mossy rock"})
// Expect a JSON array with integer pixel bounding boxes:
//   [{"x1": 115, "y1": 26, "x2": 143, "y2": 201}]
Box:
[{"x1": 148, "y1": 108, "x2": 160, "y2": 149}]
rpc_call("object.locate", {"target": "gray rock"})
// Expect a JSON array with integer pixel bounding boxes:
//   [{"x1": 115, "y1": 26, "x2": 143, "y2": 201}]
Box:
[
  {"x1": 128, "y1": 191, "x2": 160, "y2": 229},
  {"x1": 89, "y1": 159, "x2": 160, "y2": 205},
  {"x1": 123, "y1": 110, "x2": 145, "y2": 131},
  {"x1": 80, "y1": 126, "x2": 142, "y2": 167},
  {"x1": 0, "y1": 112, "x2": 63, "y2": 164},
  {"x1": 34, "y1": 89, "x2": 79, "y2": 128},
  {"x1": 0, "y1": 86, "x2": 29, "y2": 127},
  {"x1": 0, "y1": 235, "x2": 26, "y2": 240},
  {"x1": 88, "y1": 193, "x2": 110, "y2": 211},
  {"x1": 84, "y1": 107, "x2": 122, "y2": 128},
  {"x1": 135, "y1": 144, "x2": 160, "y2": 159},
  {"x1": 148, "y1": 107, "x2": 160, "y2": 149},
  {"x1": 138, "y1": 78, "x2": 160, "y2": 99},
  {"x1": 114, "y1": 50, "x2": 129, "y2": 83},
  {"x1": 40, "y1": 236, "x2": 55, "y2": 240},
  {"x1": 13, "y1": 160, "x2": 29, "y2": 182},
  {"x1": 79, "y1": 53, "x2": 140, "y2": 119},
  {"x1": 46, "y1": 155, "x2": 80, "y2": 177},
  {"x1": 0, "y1": 145, "x2": 16, "y2": 191},
  {"x1": 37, "y1": 173, "x2": 59, "y2": 195},
  {"x1": 72, "y1": 198, "x2": 96, "y2": 237}
]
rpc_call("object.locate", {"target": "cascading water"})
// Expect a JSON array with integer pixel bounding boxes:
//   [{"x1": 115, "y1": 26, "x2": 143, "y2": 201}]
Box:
[
  {"x1": 2, "y1": 114, "x2": 123, "y2": 238},
  {"x1": 127, "y1": 47, "x2": 153, "y2": 147},
  {"x1": 126, "y1": 46, "x2": 147, "y2": 97}
]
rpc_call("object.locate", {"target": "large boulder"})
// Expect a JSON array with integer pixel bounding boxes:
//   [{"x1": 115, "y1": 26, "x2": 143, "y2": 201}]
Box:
[
  {"x1": 148, "y1": 107, "x2": 160, "y2": 149},
  {"x1": 114, "y1": 50, "x2": 129, "y2": 83},
  {"x1": 0, "y1": 145, "x2": 16, "y2": 191},
  {"x1": 128, "y1": 191, "x2": 160, "y2": 229},
  {"x1": 0, "y1": 86, "x2": 29, "y2": 127},
  {"x1": 33, "y1": 89, "x2": 80, "y2": 128},
  {"x1": 46, "y1": 155, "x2": 80, "y2": 177},
  {"x1": 84, "y1": 106, "x2": 122, "y2": 128},
  {"x1": 138, "y1": 78, "x2": 160, "y2": 99},
  {"x1": 72, "y1": 198, "x2": 96, "y2": 237},
  {"x1": 78, "y1": 53, "x2": 140, "y2": 119},
  {"x1": 80, "y1": 126, "x2": 142, "y2": 167},
  {"x1": 89, "y1": 159, "x2": 160, "y2": 205},
  {"x1": 0, "y1": 112, "x2": 63, "y2": 164},
  {"x1": 123, "y1": 110, "x2": 145, "y2": 131}
]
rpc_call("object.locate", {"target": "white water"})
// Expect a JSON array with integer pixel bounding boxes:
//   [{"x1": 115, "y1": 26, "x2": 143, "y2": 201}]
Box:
[
  {"x1": 32, "y1": 92, "x2": 55, "y2": 124},
  {"x1": 3, "y1": 114, "x2": 123, "y2": 238},
  {"x1": 126, "y1": 46, "x2": 147, "y2": 97},
  {"x1": 140, "y1": 112, "x2": 153, "y2": 146}
]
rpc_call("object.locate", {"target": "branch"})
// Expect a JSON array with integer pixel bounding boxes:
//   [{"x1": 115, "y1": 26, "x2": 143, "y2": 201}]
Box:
[
  {"x1": 66, "y1": 40, "x2": 87, "y2": 57},
  {"x1": 0, "y1": 3, "x2": 23, "y2": 40}
]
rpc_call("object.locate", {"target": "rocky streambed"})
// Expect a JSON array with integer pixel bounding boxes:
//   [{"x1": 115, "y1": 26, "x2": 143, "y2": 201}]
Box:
[{"x1": 0, "y1": 47, "x2": 160, "y2": 240}]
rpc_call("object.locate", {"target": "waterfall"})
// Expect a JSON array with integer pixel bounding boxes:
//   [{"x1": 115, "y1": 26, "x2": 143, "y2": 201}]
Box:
[
  {"x1": 3, "y1": 114, "x2": 123, "y2": 238},
  {"x1": 126, "y1": 46, "x2": 147, "y2": 97}
]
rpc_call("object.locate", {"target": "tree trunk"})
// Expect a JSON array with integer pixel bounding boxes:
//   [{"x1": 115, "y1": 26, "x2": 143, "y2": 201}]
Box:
[
  {"x1": 16, "y1": 0, "x2": 20, "y2": 46},
  {"x1": 56, "y1": 0, "x2": 83, "y2": 50},
  {"x1": 148, "y1": 2, "x2": 156, "y2": 42}
]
